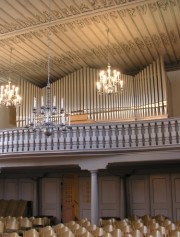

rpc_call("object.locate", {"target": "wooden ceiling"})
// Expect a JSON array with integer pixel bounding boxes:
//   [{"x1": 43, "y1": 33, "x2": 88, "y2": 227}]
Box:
[{"x1": 0, "y1": 0, "x2": 179, "y2": 87}]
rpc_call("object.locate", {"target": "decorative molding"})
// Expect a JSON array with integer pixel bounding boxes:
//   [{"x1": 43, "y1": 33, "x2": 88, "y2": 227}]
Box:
[
  {"x1": 137, "y1": 5, "x2": 148, "y2": 15},
  {"x1": 0, "y1": 0, "x2": 174, "y2": 35},
  {"x1": 148, "y1": 3, "x2": 158, "y2": 12},
  {"x1": 160, "y1": 33, "x2": 170, "y2": 46},
  {"x1": 127, "y1": 8, "x2": 136, "y2": 17},
  {"x1": 157, "y1": 0, "x2": 169, "y2": 11},
  {"x1": 135, "y1": 38, "x2": 146, "y2": 50},
  {"x1": 143, "y1": 36, "x2": 153, "y2": 49}
]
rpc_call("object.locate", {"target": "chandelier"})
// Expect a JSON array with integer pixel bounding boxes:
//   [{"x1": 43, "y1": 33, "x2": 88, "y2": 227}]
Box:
[
  {"x1": 28, "y1": 0, "x2": 71, "y2": 136},
  {"x1": 0, "y1": 48, "x2": 22, "y2": 107},
  {"x1": 96, "y1": 29, "x2": 123, "y2": 94}
]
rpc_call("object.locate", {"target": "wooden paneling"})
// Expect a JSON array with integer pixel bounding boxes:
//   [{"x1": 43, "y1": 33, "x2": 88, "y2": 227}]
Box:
[
  {"x1": 19, "y1": 179, "x2": 35, "y2": 201},
  {"x1": 79, "y1": 176, "x2": 121, "y2": 219},
  {"x1": 62, "y1": 176, "x2": 76, "y2": 223},
  {"x1": 0, "y1": 179, "x2": 3, "y2": 199},
  {"x1": 128, "y1": 175, "x2": 150, "y2": 217},
  {"x1": 4, "y1": 179, "x2": 18, "y2": 200},
  {"x1": 79, "y1": 177, "x2": 91, "y2": 220},
  {"x1": 41, "y1": 178, "x2": 61, "y2": 219},
  {"x1": 171, "y1": 174, "x2": 180, "y2": 221},
  {"x1": 1, "y1": 173, "x2": 180, "y2": 221},
  {"x1": 150, "y1": 175, "x2": 172, "y2": 218},
  {"x1": 99, "y1": 177, "x2": 120, "y2": 218}
]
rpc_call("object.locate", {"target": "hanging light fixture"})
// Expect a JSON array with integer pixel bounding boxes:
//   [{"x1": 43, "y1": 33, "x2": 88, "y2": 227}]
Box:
[
  {"x1": 27, "y1": 0, "x2": 71, "y2": 136},
  {"x1": 0, "y1": 48, "x2": 22, "y2": 107},
  {"x1": 96, "y1": 29, "x2": 123, "y2": 94}
]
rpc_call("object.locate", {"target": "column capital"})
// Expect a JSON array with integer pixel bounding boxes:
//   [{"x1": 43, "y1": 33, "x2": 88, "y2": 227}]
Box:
[
  {"x1": 89, "y1": 170, "x2": 98, "y2": 174},
  {"x1": 79, "y1": 160, "x2": 107, "y2": 170}
]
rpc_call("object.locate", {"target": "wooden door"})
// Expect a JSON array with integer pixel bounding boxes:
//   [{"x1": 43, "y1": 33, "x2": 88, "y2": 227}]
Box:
[{"x1": 62, "y1": 176, "x2": 78, "y2": 223}]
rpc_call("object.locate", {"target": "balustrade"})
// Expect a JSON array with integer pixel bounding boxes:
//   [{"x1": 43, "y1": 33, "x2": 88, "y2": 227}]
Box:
[{"x1": 0, "y1": 118, "x2": 180, "y2": 154}]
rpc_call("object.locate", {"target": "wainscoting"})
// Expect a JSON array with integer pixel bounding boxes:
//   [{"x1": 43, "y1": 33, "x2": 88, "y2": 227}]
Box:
[
  {"x1": 0, "y1": 171, "x2": 180, "y2": 222},
  {"x1": 128, "y1": 174, "x2": 180, "y2": 221}
]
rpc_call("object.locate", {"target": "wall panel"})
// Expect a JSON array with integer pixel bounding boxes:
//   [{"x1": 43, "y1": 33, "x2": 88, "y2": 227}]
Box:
[
  {"x1": 99, "y1": 176, "x2": 120, "y2": 218},
  {"x1": 4, "y1": 179, "x2": 18, "y2": 200},
  {"x1": 1, "y1": 172, "x2": 180, "y2": 221},
  {"x1": 171, "y1": 174, "x2": 180, "y2": 221},
  {"x1": 19, "y1": 179, "x2": 35, "y2": 201},
  {"x1": 0, "y1": 179, "x2": 3, "y2": 199},
  {"x1": 150, "y1": 175, "x2": 172, "y2": 218},
  {"x1": 79, "y1": 177, "x2": 91, "y2": 220},
  {"x1": 128, "y1": 175, "x2": 150, "y2": 217},
  {"x1": 41, "y1": 178, "x2": 61, "y2": 221}
]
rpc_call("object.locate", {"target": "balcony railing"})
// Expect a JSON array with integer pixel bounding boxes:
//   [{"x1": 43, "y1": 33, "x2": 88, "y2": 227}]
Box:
[{"x1": 0, "y1": 117, "x2": 180, "y2": 154}]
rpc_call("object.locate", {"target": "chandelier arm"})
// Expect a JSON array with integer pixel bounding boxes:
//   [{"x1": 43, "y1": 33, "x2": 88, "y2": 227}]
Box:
[{"x1": 27, "y1": 0, "x2": 71, "y2": 136}]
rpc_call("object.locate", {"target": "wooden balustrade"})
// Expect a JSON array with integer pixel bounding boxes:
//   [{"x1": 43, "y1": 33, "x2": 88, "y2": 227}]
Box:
[{"x1": 0, "y1": 117, "x2": 180, "y2": 154}]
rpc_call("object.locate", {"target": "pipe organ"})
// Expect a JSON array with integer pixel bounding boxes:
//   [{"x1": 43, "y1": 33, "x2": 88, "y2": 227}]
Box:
[
  {"x1": 17, "y1": 80, "x2": 41, "y2": 128},
  {"x1": 17, "y1": 57, "x2": 170, "y2": 128},
  {"x1": 133, "y1": 57, "x2": 169, "y2": 120}
]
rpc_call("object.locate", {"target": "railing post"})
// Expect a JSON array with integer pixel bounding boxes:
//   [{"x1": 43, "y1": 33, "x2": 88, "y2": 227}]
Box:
[
  {"x1": 97, "y1": 125, "x2": 104, "y2": 149},
  {"x1": 156, "y1": 121, "x2": 163, "y2": 146},
  {"x1": 170, "y1": 120, "x2": 178, "y2": 145},
  {"x1": 18, "y1": 129, "x2": 23, "y2": 152},
  {"x1": 130, "y1": 123, "x2": 137, "y2": 147},
  {"x1": 91, "y1": 125, "x2": 97, "y2": 149},
  {"x1": 175, "y1": 120, "x2": 180, "y2": 144},
  {"x1": 0, "y1": 131, "x2": 2, "y2": 153},
  {"x1": 64, "y1": 128, "x2": 71, "y2": 150},
  {"x1": 110, "y1": 124, "x2": 117, "y2": 149},
  {"x1": 144, "y1": 123, "x2": 151, "y2": 146},
  {"x1": 151, "y1": 122, "x2": 157, "y2": 146},
  {"x1": 78, "y1": 126, "x2": 84, "y2": 149},
  {"x1": 2, "y1": 131, "x2": 6, "y2": 153},
  {"x1": 136, "y1": 123, "x2": 143, "y2": 147},
  {"x1": 162, "y1": 121, "x2": 169, "y2": 145},
  {"x1": 70, "y1": 126, "x2": 77, "y2": 150}
]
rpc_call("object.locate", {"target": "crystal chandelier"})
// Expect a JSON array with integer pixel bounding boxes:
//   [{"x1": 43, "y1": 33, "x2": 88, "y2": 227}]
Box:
[
  {"x1": 28, "y1": 0, "x2": 71, "y2": 137},
  {"x1": 96, "y1": 29, "x2": 123, "y2": 94},
  {"x1": 0, "y1": 48, "x2": 22, "y2": 107}
]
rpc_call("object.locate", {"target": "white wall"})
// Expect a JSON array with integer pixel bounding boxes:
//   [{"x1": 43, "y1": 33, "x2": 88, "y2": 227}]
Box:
[{"x1": 0, "y1": 107, "x2": 16, "y2": 129}]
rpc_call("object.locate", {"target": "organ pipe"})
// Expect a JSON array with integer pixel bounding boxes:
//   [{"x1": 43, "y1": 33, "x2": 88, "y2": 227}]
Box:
[{"x1": 16, "y1": 57, "x2": 169, "y2": 127}]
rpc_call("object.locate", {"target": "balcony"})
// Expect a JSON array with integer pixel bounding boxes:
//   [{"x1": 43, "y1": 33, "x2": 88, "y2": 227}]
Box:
[{"x1": 0, "y1": 117, "x2": 180, "y2": 155}]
